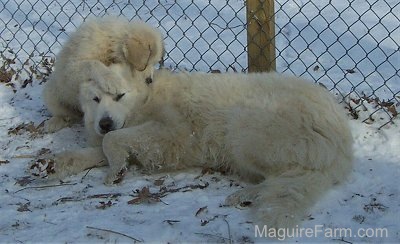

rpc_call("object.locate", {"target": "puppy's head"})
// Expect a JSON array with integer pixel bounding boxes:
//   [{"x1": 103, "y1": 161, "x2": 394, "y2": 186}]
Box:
[
  {"x1": 80, "y1": 63, "x2": 151, "y2": 136},
  {"x1": 122, "y1": 21, "x2": 164, "y2": 73}
]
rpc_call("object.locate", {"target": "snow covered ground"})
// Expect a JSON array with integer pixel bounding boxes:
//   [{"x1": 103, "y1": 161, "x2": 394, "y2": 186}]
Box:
[
  {"x1": 1, "y1": 0, "x2": 399, "y2": 243},
  {"x1": 0, "y1": 82, "x2": 399, "y2": 243}
]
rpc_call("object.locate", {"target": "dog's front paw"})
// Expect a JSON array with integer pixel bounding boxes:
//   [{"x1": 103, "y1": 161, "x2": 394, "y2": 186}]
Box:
[
  {"x1": 225, "y1": 187, "x2": 259, "y2": 207},
  {"x1": 32, "y1": 152, "x2": 81, "y2": 180},
  {"x1": 52, "y1": 153, "x2": 77, "y2": 180},
  {"x1": 226, "y1": 185, "x2": 301, "y2": 229},
  {"x1": 104, "y1": 166, "x2": 128, "y2": 185},
  {"x1": 45, "y1": 116, "x2": 71, "y2": 133}
]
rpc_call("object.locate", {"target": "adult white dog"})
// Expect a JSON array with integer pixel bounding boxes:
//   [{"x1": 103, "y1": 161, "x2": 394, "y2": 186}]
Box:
[
  {"x1": 43, "y1": 16, "x2": 163, "y2": 133},
  {"x1": 50, "y1": 63, "x2": 353, "y2": 229}
]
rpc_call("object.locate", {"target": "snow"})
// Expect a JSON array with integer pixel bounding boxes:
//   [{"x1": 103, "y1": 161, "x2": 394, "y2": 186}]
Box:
[{"x1": 0, "y1": 0, "x2": 399, "y2": 243}]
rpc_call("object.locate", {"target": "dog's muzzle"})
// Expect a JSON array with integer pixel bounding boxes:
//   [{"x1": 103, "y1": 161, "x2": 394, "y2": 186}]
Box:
[{"x1": 99, "y1": 116, "x2": 114, "y2": 134}]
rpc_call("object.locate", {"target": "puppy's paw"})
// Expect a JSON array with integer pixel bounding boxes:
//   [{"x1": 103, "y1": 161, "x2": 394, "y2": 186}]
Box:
[
  {"x1": 104, "y1": 166, "x2": 128, "y2": 185},
  {"x1": 228, "y1": 186, "x2": 302, "y2": 229},
  {"x1": 44, "y1": 116, "x2": 71, "y2": 133},
  {"x1": 225, "y1": 186, "x2": 260, "y2": 207},
  {"x1": 36, "y1": 152, "x2": 82, "y2": 180},
  {"x1": 96, "y1": 72, "x2": 121, "y2": 95}
]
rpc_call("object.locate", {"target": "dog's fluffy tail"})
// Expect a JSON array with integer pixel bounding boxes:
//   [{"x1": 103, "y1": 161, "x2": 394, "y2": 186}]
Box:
[{"x1": 251, "y1": 157, "x2": 352, "y2": 229}]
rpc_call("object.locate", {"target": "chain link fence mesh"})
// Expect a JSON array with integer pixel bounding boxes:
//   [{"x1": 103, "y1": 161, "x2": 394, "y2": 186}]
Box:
[{"x1": 0, "y1": 0, "x2": 399, "y2": 127}]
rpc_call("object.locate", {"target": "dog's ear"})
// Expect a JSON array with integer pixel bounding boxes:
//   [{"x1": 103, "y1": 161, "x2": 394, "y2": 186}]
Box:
[
  {"x1": 123, "y1": 31, "x2": 163, "y2": 72},
  {"x1": 123, "y1": 37, "x2": 151, "y2": 71}
]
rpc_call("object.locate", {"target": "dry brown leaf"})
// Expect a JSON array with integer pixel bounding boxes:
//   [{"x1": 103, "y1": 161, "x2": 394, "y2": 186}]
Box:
[
  {"x1": 0, "y1": 66, "x2": 15, "y2": 83},
  {"x1": 195, "y1": 206, "x2": 208, "y2": 217},
  {"x1": 8, "y1": 122, "x2": 42, "y2": 138},
  {"x1": 37, "y1": 148, "x2": 51, "y2": 156},
  {"x1": 128, "y1": 187, "x2": 161, "y2": 205},
  {"x1": 21, "y1": 77, "x2": 33, "y2": 88},
  {"x1": 387, "y1": 105, "x2": 398, "y2": 117},
  {"x1": 87, "y1": 193, "x2": 121, "y2": 199},
  {"x1": 363, "y1": 198, "x2": 388, "y2": 213},
  {"x1": 17, "y1": 203, "x2": 31, "y2": 212},
  {"x1": 163, "y1": 220, "x2": 180, "y2": 226},
  {"x1": 0, "y1": 160, "x2": 10, "y2": 165},
  {"x1": 15, "y1": 176, "x2": 34, "y2": 186},
  {"x1": 154, "y1": 178, "x2": 165, "y2": 186},
  {"x1": 200, "y1": 215, "x2": 218, "y2": 226},
  {"x1": 30, "y1": 158, "x2": 55, "y2": 177},
  {"x1": 96, "y1": 201, "x2": 113, "y2": 210}
]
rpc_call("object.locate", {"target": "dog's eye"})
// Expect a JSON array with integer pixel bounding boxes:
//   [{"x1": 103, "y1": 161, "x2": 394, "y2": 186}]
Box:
[
  {"x1": 93, "y1": 96, "x2": 100, "y2": 103},
  {"x1": 115, "y1": 93, "x2": 125, "y2": 101}
]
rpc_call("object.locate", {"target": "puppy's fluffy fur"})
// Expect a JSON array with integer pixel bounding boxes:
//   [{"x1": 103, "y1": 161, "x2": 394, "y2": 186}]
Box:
[
  {"x1": 43, "y1": 16, "x2": 163, "y2": 132},
  {"x1": 52, "y1": 63, "x2": 353, "y2": 229}
]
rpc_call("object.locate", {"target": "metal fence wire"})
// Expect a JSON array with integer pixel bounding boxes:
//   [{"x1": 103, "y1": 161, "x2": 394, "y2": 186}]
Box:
[{"x1": 0, "y1": 0, "x2": 399, "y2": 127}]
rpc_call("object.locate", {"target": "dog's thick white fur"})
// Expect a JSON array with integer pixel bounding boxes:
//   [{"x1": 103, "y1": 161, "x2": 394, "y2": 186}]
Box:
[
  {"x1": 42, "y1": 16, "x2": 163, "y2": 132},
  {"x1": 51, "y1": 63, "x2": 353, "y2": 229}
]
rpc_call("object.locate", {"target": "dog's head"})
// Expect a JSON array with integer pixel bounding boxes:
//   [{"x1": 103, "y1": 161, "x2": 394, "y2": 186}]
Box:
[{"x1": 80, "y1": 63, "x2": 151, "y2": 136}]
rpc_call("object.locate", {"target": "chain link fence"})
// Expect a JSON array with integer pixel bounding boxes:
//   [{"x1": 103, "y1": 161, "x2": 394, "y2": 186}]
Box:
[{"x1": 0, "y1": 0, "x2": 399, "y2": 127}]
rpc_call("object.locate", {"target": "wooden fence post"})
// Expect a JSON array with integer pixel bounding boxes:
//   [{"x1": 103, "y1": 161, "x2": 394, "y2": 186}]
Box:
[{"x1": 246, "y1": 0, "x2": 276, "y2": 72}]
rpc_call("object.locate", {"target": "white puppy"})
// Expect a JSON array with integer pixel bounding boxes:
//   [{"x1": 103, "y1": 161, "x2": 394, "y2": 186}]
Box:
[
  {"x1": 43, "y1": 16, "x2": 163, "y2": 132},
  {"x1": 50, "y1": 64, "x2": 353, "y2": 229}
]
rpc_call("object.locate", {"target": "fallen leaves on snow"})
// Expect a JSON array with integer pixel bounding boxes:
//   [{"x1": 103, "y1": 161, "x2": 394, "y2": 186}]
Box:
[
  {"x1": 30, "y1": 158, "x2": 55, "y2": 178},
  {"x1": 128, "y1": 187, "x2": 161, "y2": 205}
]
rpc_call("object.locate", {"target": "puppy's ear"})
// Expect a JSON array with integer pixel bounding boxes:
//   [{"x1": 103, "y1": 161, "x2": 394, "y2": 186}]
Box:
[
  {"x1": 123, "y1": 37, "x2": 152, "y2": 71},
  {"x1": 123, "y1": 29, "x2": 163, "y2": 71}
]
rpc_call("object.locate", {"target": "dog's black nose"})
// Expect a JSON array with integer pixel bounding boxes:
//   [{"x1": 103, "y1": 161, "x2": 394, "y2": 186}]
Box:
[{"x1": 99, "y1": 117, "x2": 113, "y2": 133}]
